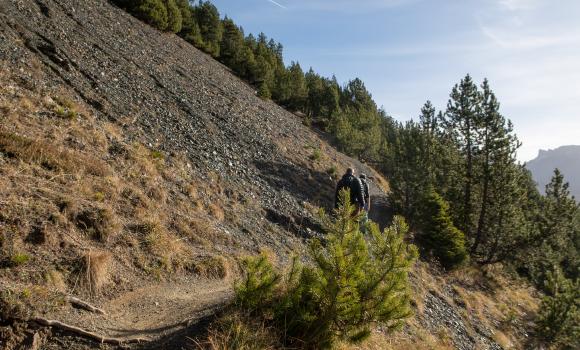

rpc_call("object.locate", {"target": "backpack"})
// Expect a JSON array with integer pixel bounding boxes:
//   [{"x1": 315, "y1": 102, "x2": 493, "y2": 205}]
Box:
[
  {"x1": 335, "y1": 174, "x2": 364, "y2": 208},
  {"x1": 360, "y1": 178, "x2": 369, "y2": 201}
]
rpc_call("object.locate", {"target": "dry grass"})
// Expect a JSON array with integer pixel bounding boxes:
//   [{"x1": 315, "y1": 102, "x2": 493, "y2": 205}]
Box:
[
  {"x1": 0, "y1": 131, "x2": 76, "y2": 172},
  {"x1": 137, "y1": 219, "x2": 188, "y2": 272},
  {"x1": 493, "y1": 330, "x2": 514, "y2": 349},
  {"x1": 5, "y1": 73, "x2": 408, "y2": 349},
  {"x1": 189, "y1": 255, "x2": 229, "y2": 279},
  {"x1": 75, "y1": 206, "x2": 119, "y2": 242},
  {"x1": 79, "y1": 251, "x2": 111, "y2": 296},
  {"x1": 195, "y1": 312, "x2": 278, "y2": 350},
  {"x1": 0, "y1": 131, "x2": 110, "y2": 176},
  {"x1": 44, "y1": 269, "x2": 67, "y2": 292},
  {"x1": 339, "y1": 327, "x2": 453, "y2": 350},
  {"x1": 208, "y1": 203, "x2": 225, "y2": 221}
]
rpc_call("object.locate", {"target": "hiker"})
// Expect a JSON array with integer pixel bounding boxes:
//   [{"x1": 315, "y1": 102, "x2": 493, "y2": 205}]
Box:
[
  {"x1": 359, "y1": 174, "x2": 371, "y2": 213},
  {"x1": 334, "y1": 168, "x2": 365, "y2": 212},
  {"x1": 359, "y1": 173, "x2": 371, "y2": 232}
]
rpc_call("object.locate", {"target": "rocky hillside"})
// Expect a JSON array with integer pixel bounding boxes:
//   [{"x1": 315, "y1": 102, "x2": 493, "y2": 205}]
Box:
[
  {"x1": 0, "y1": 1, "x2": 539, "y2": 349},
  {"x1": 526, "y1": 145, "x2": 580, "y2": 198}
]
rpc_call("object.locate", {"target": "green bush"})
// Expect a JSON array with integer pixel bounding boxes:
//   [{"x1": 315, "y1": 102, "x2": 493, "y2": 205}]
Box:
[
  {"x1": 309, "y1": 147, "x2": 322, "y2": 161},
  {"x1": 234, "y1": 190, "x2": 418, "y2": 348},
  {"x1": 235, "y1": 253, "x2": 280, "y2": 312},
  {"x1": 164, "y1": 0, "x2": 182, "y2": 33},
  {"x1": 536, "y1": 269, "x2": 579, "y2": 348},
  {"x1": 326, "y1": 164, "x2": 337, "y2": 176},
  {"x1": 10, "y1": 253, "x2": 30, "y2": 266},
  {"x1": 417, "y1": 188, "x2": 468, "y2": 269},
  {"x1": 133, "y1": 0, "x2": 169, "y2": 31},
  {"x1": 150, "y1": 149, "x2": 164, "y2": 160}
]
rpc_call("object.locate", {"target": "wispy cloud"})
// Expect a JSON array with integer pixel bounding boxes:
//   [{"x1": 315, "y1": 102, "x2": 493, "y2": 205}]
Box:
[
  {"x1": 266, "y1": 0, "x2": 286, "y2": 9},
  {"x1": 479, "y1": 25, "x2": 580, "y2": 49},
  {"x1": 289, "y1": 0, "x2": 419, "y2": 13},
  {"x1": 497, "y1": 0, "x2": 539, "y2": 11}
]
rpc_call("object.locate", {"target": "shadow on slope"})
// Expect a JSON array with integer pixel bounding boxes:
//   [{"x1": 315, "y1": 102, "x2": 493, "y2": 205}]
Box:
[{"x1": 254, "y1": 159, "x2": 335, "y2": 209}]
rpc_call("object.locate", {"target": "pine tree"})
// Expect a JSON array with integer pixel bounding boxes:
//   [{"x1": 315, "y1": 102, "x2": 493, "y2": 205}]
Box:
[
  {"x1": 174, "y1": 0, "x2": 193, "y2": 31},
  {"x1": 536, "y1": 268, "x2": 580, "y2": 348},
  {"x1": 472, "y1": 79, "x2": 521, "y2": 256},
  {"x1": 133, "y1": 0, "x2": 169, "y2": 31},
  {"x1": 526, "y1": 169, "x2": 580, "y2": 284},
  {"x1": 444, "y1": 74, "x2": 481, "y2": 238},
  {"x1": 386, "y1": 121, "x2": 427, "y2": 220},
  {"x1": 174, "y1": 0, "x2": 204, "y2": 46},
  {"x1": 418, "y1": 100, "x2": 440, "y2": 183},
  {"x1": 305, "y1": 69, "x2": 339, "y2": 128},
  {"x1": 219, "y1": 18, "x2": 245, "y2": 73},
  {"x1": 234, "y1": 191, "x2": 417, "y2": 348},
  {"x1": 164, "y1": 0, "x2": 182, "y2": 33},
  {"x1": 419, "y1": 100, "x2": 437, "y2": 135},
  {"x1": 417, "y1": 188, "x2": 468, "y2": 268},
  {"x1": 257, "y1": 82, "x2": 271, "y2": 99},
  {"x1": 340, "y1": 78, "x2": 377, "y2": 112},
  {"x1": 235, "y1": 253, "x2": 281, "y2": 312},
  {"x1": 194, "y1": 1, "x2": 222, "y2": 57},
  {"x1": 286, "y1": 62, "x2": 308, "y2": 111},
  {"x1": 277, "y1": 190, "x2": 418, "y2": 348}
]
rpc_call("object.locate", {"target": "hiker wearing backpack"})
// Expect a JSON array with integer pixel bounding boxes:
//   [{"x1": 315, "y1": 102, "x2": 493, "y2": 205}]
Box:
[
  {"x1": 359, "y1": 173, "x2": 371, "y2": 232},
  {"x1": 334, "y1": 168, "x2": 365, "y2": 212},
  {"x1": 359, "y1": 173, "x2": 370, "y2": 213}
]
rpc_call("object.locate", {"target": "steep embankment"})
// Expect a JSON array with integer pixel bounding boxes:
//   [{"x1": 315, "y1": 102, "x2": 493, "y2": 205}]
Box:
[
  {"x1": 0, "y1": 0, "x2": 385, "y2": 348},
  {"x1": 0, "y1": 1, "x2": 539, "y2": 349}
]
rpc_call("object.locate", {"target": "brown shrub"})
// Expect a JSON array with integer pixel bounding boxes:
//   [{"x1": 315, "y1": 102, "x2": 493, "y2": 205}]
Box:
[
  {"x1": 79, "y1": 251, "x2": 111, "y2": 296},
  {"x1": 75, "y1": 206, "x2": 119, "y2": 242},
  {"x1": 185, "y1": 183, "x2": 199, "y2": 199},
  {"x1": 198, "y1": 312, "x2": 278, "y2": 350},
  {"x1": 208, "y1": 203, "x2": 225, "y2": 221},
  {"x1": 189, "y1": 255, "x2": 229, "y2": 279},
  {"x1": 146, "y1": 185, "x2": 166, "y2": 202},
  {"x1": 44, "y1": 269, "x2": 67, "y2": 292},
  {"x1": 121, "y1": 186, "x2": 150, "y2": 210},
  {"x1": 136, "y1": 220, "x2": 187, "y2": 272}
]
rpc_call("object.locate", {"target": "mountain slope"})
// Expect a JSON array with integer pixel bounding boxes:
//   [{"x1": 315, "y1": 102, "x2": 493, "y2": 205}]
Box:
[
  {"x1": 526, "y1": 145, "x2": 580, "y2": 198},
  {"x1": 0, "y1": 1, "x2": 539, "y2": 349},
  {"x1": 0, "y1": 0, "x2": 385, "y2": 347}
]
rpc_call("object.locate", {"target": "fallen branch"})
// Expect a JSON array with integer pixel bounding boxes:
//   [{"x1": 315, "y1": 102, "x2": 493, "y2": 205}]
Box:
[
  {"x1": 31, "y1": 317, "x2": 148, "y2": 345},
  {"x1": 66, "y1": 296, "x2": 106, "y2": 315}
]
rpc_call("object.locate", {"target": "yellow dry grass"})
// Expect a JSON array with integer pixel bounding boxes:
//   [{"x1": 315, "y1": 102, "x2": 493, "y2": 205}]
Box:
[
  {"x1": 0, "y1": 69, "x2": 239, "y2": 296},
  {"x1": 339, "y1": 328, "x2": 453, "y2": 350},
  {"x1": 79, "y1": 250, "x2": 111, "y2": 296},
  {"x1": 190, "y1": 255, "x2": 230, "y2": 280},
  {"x1": 44, "y1": 269, "x2": 67, "y2": 292}
]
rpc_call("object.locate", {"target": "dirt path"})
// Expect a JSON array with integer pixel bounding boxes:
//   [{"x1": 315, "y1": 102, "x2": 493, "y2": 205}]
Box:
[
  {"x1": 49, "y1": 277, "x2": 232, "y2": 344},
  {"x1": 366, "y1": 176, "x2": 393, "y2": 231},
  {"x1": 369, "y1": 192, "x2": 392, "y2": 231}
]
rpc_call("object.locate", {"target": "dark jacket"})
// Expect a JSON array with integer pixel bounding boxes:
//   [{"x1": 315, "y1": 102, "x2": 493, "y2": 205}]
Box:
[{"x1": 335, "y1": 174, "x2": 365, "y2": 209}]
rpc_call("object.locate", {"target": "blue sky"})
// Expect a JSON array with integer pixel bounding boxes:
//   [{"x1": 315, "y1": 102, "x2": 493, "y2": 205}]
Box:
[{"x1": 210, "y1": 0, "x2": 580, "y2": 161}]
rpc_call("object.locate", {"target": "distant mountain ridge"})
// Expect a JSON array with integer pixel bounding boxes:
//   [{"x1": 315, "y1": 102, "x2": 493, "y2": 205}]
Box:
[{"x1": 526, "y1": 145, "x2": 580, "y2": 198}]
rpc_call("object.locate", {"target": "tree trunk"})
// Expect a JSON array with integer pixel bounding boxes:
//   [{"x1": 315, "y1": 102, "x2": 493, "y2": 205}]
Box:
[{"x1": 472, "y1": 128, "x2": 490, "y2": 254}]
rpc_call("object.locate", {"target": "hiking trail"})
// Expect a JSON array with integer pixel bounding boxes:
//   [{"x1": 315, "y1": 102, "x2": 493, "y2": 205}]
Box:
[{"x1": 45, "y1": 277, "x2": 232, "y2": 348}]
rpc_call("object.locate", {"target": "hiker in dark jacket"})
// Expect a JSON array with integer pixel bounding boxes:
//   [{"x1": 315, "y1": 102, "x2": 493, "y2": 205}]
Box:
[{"x1": 335, "y1": 168, "x2": 365, "y2": 210}]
